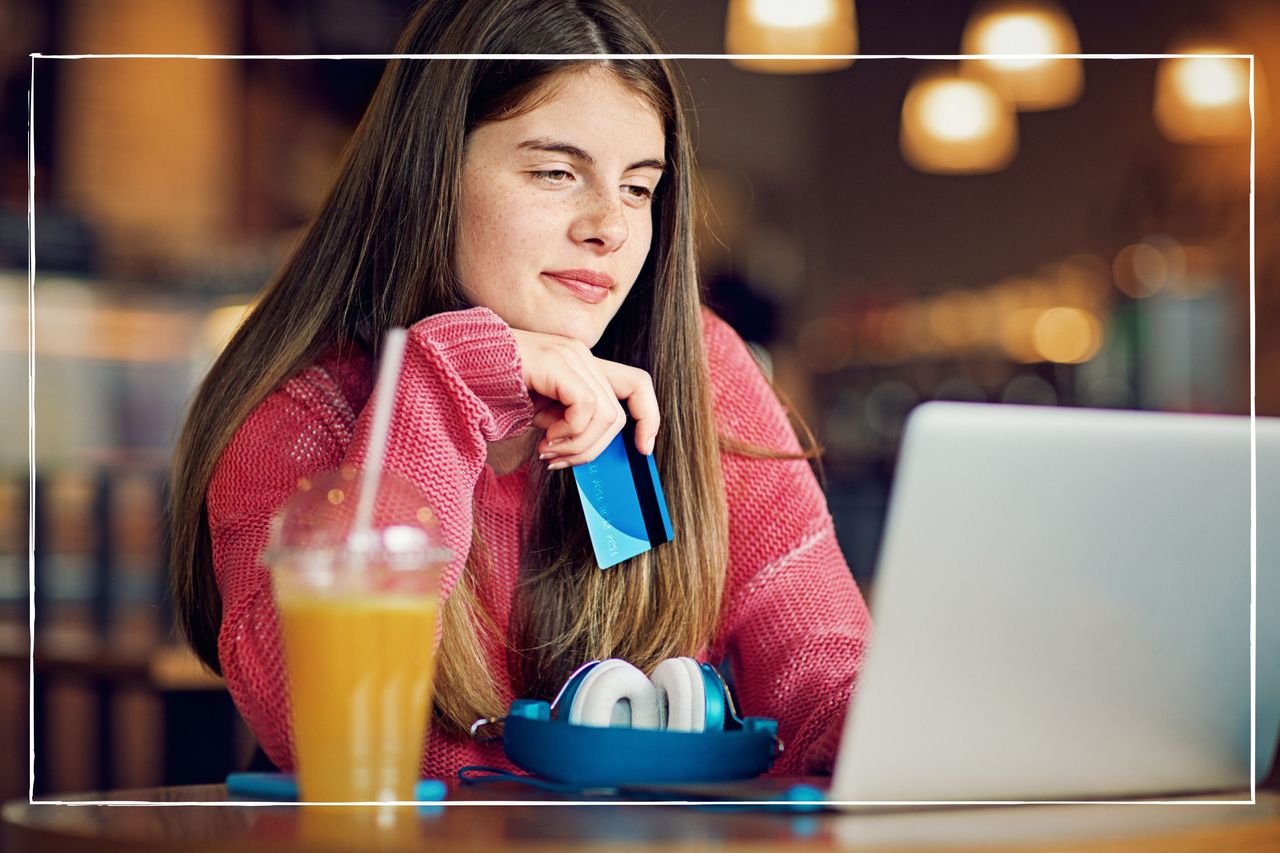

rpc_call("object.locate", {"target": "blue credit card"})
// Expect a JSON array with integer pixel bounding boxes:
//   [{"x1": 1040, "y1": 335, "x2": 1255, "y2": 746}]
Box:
[{"x1": 572, "y1": 419, "x2": 674, "y2": 569}]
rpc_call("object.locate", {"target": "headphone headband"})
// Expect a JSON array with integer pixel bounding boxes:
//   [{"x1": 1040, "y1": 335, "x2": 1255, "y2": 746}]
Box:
[{"x1": 503, "y1": 698, "x2": 780, "y2": 786}]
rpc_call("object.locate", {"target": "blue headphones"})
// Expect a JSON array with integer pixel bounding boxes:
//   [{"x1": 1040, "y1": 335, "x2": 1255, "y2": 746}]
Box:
[{"x1": 476, "y1": 657, "x2": 781, "y2": 787}]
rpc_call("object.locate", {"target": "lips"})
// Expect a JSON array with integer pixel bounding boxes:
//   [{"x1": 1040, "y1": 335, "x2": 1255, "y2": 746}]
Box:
[
  {"x1": 544, "y1": 269, "x2": 615, "y2": 305},
  {"x1": 546, "y1": 269, "x2": 615, "y2": 289}
]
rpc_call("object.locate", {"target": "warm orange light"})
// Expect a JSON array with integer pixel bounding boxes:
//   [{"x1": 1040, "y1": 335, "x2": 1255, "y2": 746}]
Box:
[
  {"x1": 961, "y1": 1, "x2": 1084, "y2": 111},
  {"x1": 20, "y1": 279, "x2": 200, "y2": 363},
  {"x1": 202, "y1": 301, "x2": 254, "y2": 351},
  {"x1": 1179, "y1": 57, "x2": 1245, "y2": 107},
  {"x1": 750, "y1": 0, "x2": 835, "y2": 28},
  {"x1": 1053, "y1": 253, "x2": 1110, "y2": 310},
  {"x1": 998, "y1": 306, "x2": 1043, "y2": 363},
  {"x1": 1113, "y1": 238, "x2": 1186, "y2": 299},
  {"x1": 1032, "y1": 306, "x2": 1101, "y2": 363},
  {"x1": 901, "y1": 73, "x2": 1018, "y2": 174},
  {"x1": 928, "y1": 290, "x2": 987, "y2": 349},
  {"x1": 726, "y1": 0, "x2": 857, "y2": 74},
  {"x1": 1155, "y1": 45, "x2": 1256, "y2": 143}
]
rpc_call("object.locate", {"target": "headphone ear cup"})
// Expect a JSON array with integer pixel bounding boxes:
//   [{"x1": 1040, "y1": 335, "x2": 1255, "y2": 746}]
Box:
[
  {"x1": 698, "y1": 662, "x2": 729, "y2": 731},
  {"x1": 650, "y1": 657, "x2": 707, "y2": 733},
  {"x1": 567, "y1": 659, "x2": 661, "y2": 729}
]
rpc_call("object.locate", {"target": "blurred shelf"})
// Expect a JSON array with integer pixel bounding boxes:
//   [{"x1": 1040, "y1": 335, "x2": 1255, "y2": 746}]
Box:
[{"x1": 0, "y1": 620, "x2": 223, "y2": 691}]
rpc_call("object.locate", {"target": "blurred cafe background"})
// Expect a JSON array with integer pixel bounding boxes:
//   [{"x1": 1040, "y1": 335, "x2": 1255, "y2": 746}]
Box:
[{"x1": 2, "y1": 0, "x2": 1276, "y2": 799}]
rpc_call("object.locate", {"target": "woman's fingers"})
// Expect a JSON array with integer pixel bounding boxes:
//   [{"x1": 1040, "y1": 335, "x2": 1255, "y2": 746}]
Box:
[
  {"x1": 528, "y1": 340, "x2": 605, "y2": 440},
  {"x1": 541, "y1": 404, "x2": 626, "y2": 469},
  {"x1": 533, "y1": 348, "x2": 600, "y2": 439},
  {"x1": 551, "y1": 355, "x2": 627, "y2": 459},
  {"x1": 533, "y1": 356, "x2": 609, "y2": 454},
  {"x1": 541, "y1": 385, "x2": 623, "y2": 464},
  {"x1": 543, "y1": 363, "x2": 656, "y2": 468},
  {"x1": 599, "y1": 362, "x2": 660, "y2": 456},
  {"x1": 511, "y1": 328, "x2": 658, "y2": 468},
  {"x1": 530, "y1": 400, "x2": 565, "y2": 433}
]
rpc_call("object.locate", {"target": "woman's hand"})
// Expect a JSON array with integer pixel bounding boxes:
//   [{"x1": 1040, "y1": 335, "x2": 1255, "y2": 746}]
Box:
[{"x1": 510, "y1": 328, "x2": 659, "y2": 469}]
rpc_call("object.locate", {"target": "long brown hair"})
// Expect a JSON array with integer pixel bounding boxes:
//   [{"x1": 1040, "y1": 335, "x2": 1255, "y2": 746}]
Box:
[{"x1": 169, "y1": 0, "x2": 818, "y2": 740}]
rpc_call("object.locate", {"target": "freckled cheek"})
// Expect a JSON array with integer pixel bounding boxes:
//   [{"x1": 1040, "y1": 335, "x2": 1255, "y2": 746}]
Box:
[
  {"x1": 462, "y1": 198, "x2": 552, "y2": 290},
  {"x1": 487, "y1": 192, "x2": 564, "y2": 253}
]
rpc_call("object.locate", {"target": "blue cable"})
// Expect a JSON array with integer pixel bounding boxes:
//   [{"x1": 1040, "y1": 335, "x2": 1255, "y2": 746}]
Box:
[{"x1": 456, "y1": 766, "x2": 614, "y2": 795}]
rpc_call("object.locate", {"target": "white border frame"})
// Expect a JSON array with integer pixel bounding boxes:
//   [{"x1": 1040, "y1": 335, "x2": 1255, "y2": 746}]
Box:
[{"x1": 24, "y1": 49, "x2": 1254, "y2": 809}]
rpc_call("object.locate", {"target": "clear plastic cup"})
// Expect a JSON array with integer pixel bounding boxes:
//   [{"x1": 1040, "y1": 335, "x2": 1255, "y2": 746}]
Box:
[{"x1": 266, "y1": 466, "x2": 451, "y2": 802}]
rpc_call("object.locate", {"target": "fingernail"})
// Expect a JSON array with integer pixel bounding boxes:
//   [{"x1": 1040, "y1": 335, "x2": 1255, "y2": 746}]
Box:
[
  {"x1": 547, "y1": 438, "x2": 565, "y2": 448},
  {"x1": 538, "y1": 452, "x2": 553, "y2": 461},
  {"x1": 547, "y1": 461, "x2": 568, "y2": 471},
  {"x1": 646, "y1": 437, "x2": 656, "y2": 455}
]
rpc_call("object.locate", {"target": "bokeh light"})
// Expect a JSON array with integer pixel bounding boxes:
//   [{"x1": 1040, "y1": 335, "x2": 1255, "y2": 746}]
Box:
[
  {"x1": 998, "y1": 306, "x2": 1044, "y2": 363},
  {"x1": 928, "y1": 289, "x2": 988, "y2": 349},
  {"x1": 1113, "y1": 243, "x2": 1162, "y2": 298},
  {"x1": 1031, "y1": 306, "x2": 1101, "y2": 363},
  {"x1": 749, "y1": 0, "x2": 836, "y2": 28},
  {"x1": 201, "y1": 301, "x2": 253, "y2": 352},
  {"x1": 726, "y1": 0, "x2": 857, "y2": 74},
  {"x1": 976, "y1": 14, "x2": 1058, "y2": 70},
  {"x1": 900, "y1": 73, "x2": 1018, "y2": 174},
  {"x1": 1053, "y1": 253, "x2": 1110, "y2": 310},
  {"x1": 1154, "y1": 46, "x2": 1254, "y2": 143},
  {"x1": 1176, "y1": 55, "x2": 1246, "y2": 108},
  {"x1": 961, "y1": 1, "x2": 1084, "y2": 110},
  {"x1": 921, "y1": 80, "x2": 1000, "y2": 141},
  {"x1": 1112, "y1": 237, "x2": 1188, "y2": 299},
  {"x1": 1001, "y1": 373, "x2": 1059, "y2": 405}
]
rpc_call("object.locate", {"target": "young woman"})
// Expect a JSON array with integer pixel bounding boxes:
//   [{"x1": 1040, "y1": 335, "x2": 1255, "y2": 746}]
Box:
[{"x1": 169, "y1": 0, "x2": 872, "y2": 779}]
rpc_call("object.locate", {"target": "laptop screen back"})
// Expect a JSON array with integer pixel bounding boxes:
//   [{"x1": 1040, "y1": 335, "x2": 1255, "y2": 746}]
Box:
[{"x1": 831, "y1": 402, "x2": 1280, "y2": 801}]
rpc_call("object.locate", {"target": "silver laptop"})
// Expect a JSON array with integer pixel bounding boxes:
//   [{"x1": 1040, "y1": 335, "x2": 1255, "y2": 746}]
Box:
[{"x1": 830, "y1": 401, "x2": 1280, "y2": 802}]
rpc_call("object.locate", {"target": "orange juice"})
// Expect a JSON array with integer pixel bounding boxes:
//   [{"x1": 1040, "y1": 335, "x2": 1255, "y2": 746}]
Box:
[{"x1": 278, "y1": 593, "x2": 438, "y2": 802}]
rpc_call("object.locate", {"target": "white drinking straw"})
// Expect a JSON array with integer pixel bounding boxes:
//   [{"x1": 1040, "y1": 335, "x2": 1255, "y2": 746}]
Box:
[{"x1": 352, "y1": 326, "x2": 409, "y2": 547}]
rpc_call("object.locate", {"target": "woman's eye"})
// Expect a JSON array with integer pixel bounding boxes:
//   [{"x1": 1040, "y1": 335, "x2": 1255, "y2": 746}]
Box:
[
  {"x1": 623, "y1": 184, "x2": 654, "y2": 201},
  {"x1": 532, "y1": 169, "x2": 573, "y2": 184}
]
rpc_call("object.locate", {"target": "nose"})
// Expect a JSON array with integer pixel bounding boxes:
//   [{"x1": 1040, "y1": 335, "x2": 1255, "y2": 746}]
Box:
[{"x1": 569, "y1": 189, "x2": 629, "y2": 254}]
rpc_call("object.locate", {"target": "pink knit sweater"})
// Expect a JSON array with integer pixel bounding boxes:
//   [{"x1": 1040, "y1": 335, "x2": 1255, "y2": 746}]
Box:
[{"x1": 207, "y1": 306, "x2": 872, "y2": 779}]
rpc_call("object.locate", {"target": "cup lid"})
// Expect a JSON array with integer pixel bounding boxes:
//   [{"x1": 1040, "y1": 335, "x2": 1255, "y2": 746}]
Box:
[{"x1": 266, "y1": 466, "x2": 453, "y2": 566}]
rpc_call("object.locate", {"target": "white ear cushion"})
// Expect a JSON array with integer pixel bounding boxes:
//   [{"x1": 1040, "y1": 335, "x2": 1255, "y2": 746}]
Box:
[
  {"x1": 650, "y1": 657, "x2": 707, "y2": 733},
  {"x1": 568, "y1": 659, "x2": 661, "y2": 729}
]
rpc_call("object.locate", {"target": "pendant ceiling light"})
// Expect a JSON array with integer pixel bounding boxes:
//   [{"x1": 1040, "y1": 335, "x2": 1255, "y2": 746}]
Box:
[
  {"x1": 1154, "y1": 43, "x2": 1258, "y2": 144},
  {"x1": 960, "y1": 0, "x2": 1083, "y2": 111},
  {"x1": 900, "y1": 71, "x2": 1019, "y2": 174},
  {"x1": 725, "y1": 0, "x2": 857, "y2": 74}
]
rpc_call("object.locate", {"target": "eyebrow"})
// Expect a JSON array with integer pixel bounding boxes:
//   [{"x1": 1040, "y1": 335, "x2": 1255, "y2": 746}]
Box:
[{"x1": 516, "y1": 137, "x2": 666, "y2": 172}]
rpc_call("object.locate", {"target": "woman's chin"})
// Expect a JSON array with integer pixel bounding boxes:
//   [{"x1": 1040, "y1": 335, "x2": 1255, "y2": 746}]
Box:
[
  {"x1": 518, "y1": 313, "x2": 609, "y2": 348},
  {"x1": 560, "y1": 324, "x2": 606, "y2": 348}
]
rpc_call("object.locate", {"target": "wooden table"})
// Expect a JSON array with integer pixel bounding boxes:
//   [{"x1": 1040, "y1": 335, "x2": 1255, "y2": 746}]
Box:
[{"x1": 4, "y1": 783, "x2": 1279, "y2": 851}]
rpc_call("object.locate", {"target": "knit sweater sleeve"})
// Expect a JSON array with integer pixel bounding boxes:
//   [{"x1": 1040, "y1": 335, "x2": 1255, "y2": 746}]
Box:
[
  {"x1": 702, "y1": 308, "x2": 873, "y2": 776},
  {"x1": 205, "y1": 306, "x2": 533, "y2": 772}
]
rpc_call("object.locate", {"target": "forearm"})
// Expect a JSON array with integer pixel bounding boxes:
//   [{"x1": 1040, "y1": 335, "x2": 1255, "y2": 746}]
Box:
[{"x1": 207, "y1": 307, "x2": 534, "y2": 765}]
